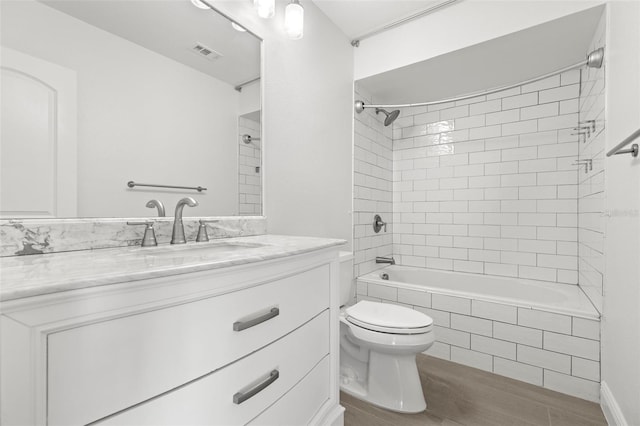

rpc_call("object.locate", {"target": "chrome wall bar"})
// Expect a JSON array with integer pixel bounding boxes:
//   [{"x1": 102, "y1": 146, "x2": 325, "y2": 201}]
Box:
[
  {"x1": 606, "y1": 128, "x2": 640, "y2": 157},
  {"x1": 234, "y1": 77, "x2": 260, "y2": 92},
  {"x1": 127, "y1": 181, "x2": 207, "y2": 192},
  {"x1": 351, "y1": 0, "x2": 461, "y2": 47}
]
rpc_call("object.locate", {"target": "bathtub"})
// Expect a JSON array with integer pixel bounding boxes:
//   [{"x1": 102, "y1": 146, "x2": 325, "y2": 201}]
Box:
[
  {"x1": 356, "y1": 265, "x2": 602, "y2": 402},
  {"x1": 357, "y1": 265, "x2": 599, "y2": 320}
]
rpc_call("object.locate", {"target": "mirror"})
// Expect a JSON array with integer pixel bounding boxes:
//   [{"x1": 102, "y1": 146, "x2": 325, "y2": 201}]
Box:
[{"x1": 0, "y1": 0, "x2": 262, "y2": 219}]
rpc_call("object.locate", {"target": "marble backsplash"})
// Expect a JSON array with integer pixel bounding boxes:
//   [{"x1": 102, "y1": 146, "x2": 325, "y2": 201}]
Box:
[{"x1": 0, "y1": 217, "x2": 266, "y2": 257}]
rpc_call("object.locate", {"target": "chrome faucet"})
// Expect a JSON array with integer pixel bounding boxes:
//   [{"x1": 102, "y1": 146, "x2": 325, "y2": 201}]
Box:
[
  {"x1": 171, "y1": 197, "x2": 199, "y2": 244},
  {"x1": 146, "y1": 199, "x2": 165, "y2": 217},
  {"x1": 376, "y1": 256, "x2": 395, "y2": 265}
]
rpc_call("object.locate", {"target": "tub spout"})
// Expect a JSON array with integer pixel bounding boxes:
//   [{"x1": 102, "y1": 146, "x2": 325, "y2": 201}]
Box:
[{"x1": 375, "y1": 256, "x2": 395, "y2": 265}]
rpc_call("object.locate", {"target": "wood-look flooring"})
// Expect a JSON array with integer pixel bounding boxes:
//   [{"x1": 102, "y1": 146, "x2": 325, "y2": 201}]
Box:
[{"x1": 341, "y1": 355, "x2": 607, "y2": 426}]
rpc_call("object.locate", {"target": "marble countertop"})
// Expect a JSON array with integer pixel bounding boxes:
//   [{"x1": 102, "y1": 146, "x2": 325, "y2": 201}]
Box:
[{"x1": 0, "y1": 235, "x2": 346, "y2": 302}]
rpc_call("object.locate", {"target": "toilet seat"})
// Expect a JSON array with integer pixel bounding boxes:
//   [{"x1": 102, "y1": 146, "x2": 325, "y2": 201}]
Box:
[{"x1": 345, "y1": 300, "x2": 433, "y2": 334}]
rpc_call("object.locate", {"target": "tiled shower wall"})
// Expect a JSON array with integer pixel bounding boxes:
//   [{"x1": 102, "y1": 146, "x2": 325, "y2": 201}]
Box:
[
  {"x1": 353, "y1": 86, "x2": 393, "y2": 277},
  {"x1": 391, "y1": 72, "x2": 581, "y2": 284},
  {"x1": 578, "y1": 11, "x2": 606, "y2": 313},
  {"x1": 238, "y1": 116, "x2": 262, "y2": 215}
]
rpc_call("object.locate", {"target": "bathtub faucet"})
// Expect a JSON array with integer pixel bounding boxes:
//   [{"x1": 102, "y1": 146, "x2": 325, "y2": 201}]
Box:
[{"x1": 375, "y1": 256, "x2": 395, "y2": 265}]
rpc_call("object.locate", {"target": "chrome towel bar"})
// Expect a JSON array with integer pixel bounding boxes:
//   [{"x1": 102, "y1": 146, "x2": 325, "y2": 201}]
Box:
[
  {"x1": 127, "y1": 181, "x2": 207, "y2": 192},
  {"x1": 607, "y1": 128, "x2": 640, "y2": 157}
]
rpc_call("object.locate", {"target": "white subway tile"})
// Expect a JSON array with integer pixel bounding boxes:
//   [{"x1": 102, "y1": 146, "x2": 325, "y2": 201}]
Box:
[
  {"x1": 469, "y1": 249, "x2": 501, "y2": 263},
  {"x1": 439, "y1": 224, "x2": 469, "y2": 236},
  {"x1": 434, "y1": 325, "x2": 471, "y2": 347},
  {"x1": 538, "y1": 113, "x2": 579, "y2": 132},
  {"x1": 538, "y1": 84, "x2": 580, "y2": 103},
  {"x1": 470, "y1": 99, "x2": 502, "y2": 115},
  {"x1": 522, "y1": 75, "x2": 560, "y2": 93},
  {"x1": 453, "y1": 236, "x2": 483, "y2": 249},
  {"x1": 518, "y1": 308, "x2": 571, "y2": 333},
  {"x1": 367, "y1": 283, "x2": 398, "y2": 301},
  {"x1": 485, "y1": 135, "x2": 519, "y2": 150},
  {"x1": 519, "y1": 265, "x2": 556, "y2": 282},
  {"x1": 484, "y1": 213, "x2": 518, "y2": 226},
  {"x1": 470, "y1": 125, "x2": 502, "y2": 140},
  {"x1": 472, "y1": 335, "x2": 516, "y2": 359},
  {"x1": 427, "y1": 120, "x2": 456, "y2": 134},
  {"x1": 494, "y1": 322, "x2": 542, "y2": 347},
  {"x1": 468, "y1": 200, "x2": 501, "y2": 212},
  {"x1": 484, "y1": 161, "x2": 519, "y2": 175},
  {"x1": 469, "y1": 176, "x2": 501, "y2": 188},
  {"x1": 453, "y1": 260, "x2": 484, "y2": 274},
  {"x1": 572, "y1": 317, "x2": 600, "y2": 340},
  {"x1": 451, "y1": 314, "x2": 493, "y2": 336},
  {"x1": 520, "y1": 102, "x2": 560, "y2": 120},
  {"x1": 484, "y1": 263, "x2": 518, "y2": 277},
  {"x1": 439, "y1": 201, "x2": 469, "y2": 213},
  {"x1": 454, "y1": 164, "x2": 485, "y2": 177},
  {"x1": 455, "y1": 115, "x2": 485, "y2": 129},
  {"x1": 424, "y1": 341, "x2": 451, "y2": 360},
  {"x1": 518, "y1": 213, "x2": 556, "y2": 226},
  {"x1": 557, "y1": 269, "x2": 578, "y2": 284},
  {"x1": 488, "y1": 87, "x2": 521, "y2": 100},
  {"x1": 517, "y1": 345, "x2": 571, "y2": 373},
  {"x1": 538, "y1": 142, "x2": 578, "y2": 158},
  {"x1": 426, "y1": 257, "x2": 453, "y2": 270},
  {"x1": 500, "y1": 173, "x2": 537, "y2": 187},
  {"x1": 397, "y1": 288, "x2": 431, "y2": 308},
  {"x1": 469, "y1": 151, "x2": 501, "y2": 164},
  {"x1": 543, "y1": 370, "x2": 600, "y2": 402},
  {"x1": 417, "y1": 307, "x2": 451, "y2": 327},
  {"x1": 494, "y1": 357, "x2": 543, "y2": 386},
  {"x1": 440, "y1": 247, "x2": 468, "y2": 260},
  {"x1": 484, "y1": 187, "x2": 519, "y2": 200},
  {"x1": 537, "y1": 254, "x2": 577, "y2": 269},
  {"x1": 472, "y1": 300, "x2": 517, "y2": 324},
  {"x1": 518, "y1": 239, "x2": 556, "y2": 254},
  {"x1": 502, "y1": 119, "x2": 538, "y2": 136},
  {"x1": 560, "y1": 98, "x2": 579, "y2": 114},
  {"x1": 538, "y1": 170, "x2": 577, "y2": 185},
  {"x1": 537, "y1": 226, "x2": 577, "y2": 242},
  {"x1": 502, "y1": 92, "x2": 538, "y2": 110},
  {"x1": 454, "y1": 188, "x2": 485, "y2": 200},
  {"x1": 519, "y1": 159, "x2": 557, "y2": 173},
  {"x1": 486, "y1": 109, "x2": 520, "y2": 125},
  {"x1": 572, "y1": 357, "x2": 600, "y2": 382},
  {"x1": 501, "y1": 200, "x2": 537, "y2": 213},
  {"x1": 561, "y1": 69, "x2": 581, "y2": 86},
  {"x1": 544, "y1": 332, "x2": 600, "y2": 361},
  {"x1": 519, "y1": 131, "x2": 558, "y2": 147},
  {"x1": 538, "y1": 200, "x2": 577, "y2": 213},
  {"x1": 439, "y1": 153, "x2": 469, "y2": 166},
  {"x1": 502, "y1": 146, "x2": 538, "y2": 162},
  {"x1": 439, "y1": 177, "x2": 469, "y2": 190},
  {"x1": 501, "y1": 251, "x2": 537, "y2": 266},
  {"x1": 432, "y1": 294, "x2": 471, "y2": 315},
  {"x1": 440, "y1": 105, "x2": 469, "y2": 120},
  {"x1": 451, "y1": 347, "x2": 493, "y2": 372}
]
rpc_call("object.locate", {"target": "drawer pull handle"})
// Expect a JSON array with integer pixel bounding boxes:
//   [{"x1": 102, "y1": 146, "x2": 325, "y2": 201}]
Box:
[
  {"x1": 233, "y1": 307, "x2": 279, "y2": 331},
  {"x1": 233, "y1": 369, "x2": 280, "y2": 405}
]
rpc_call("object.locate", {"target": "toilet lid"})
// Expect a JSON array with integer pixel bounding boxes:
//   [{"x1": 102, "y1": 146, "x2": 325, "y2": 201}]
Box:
[{"x1": 346, "y1": 300, "x2": 433, "y2": 334}]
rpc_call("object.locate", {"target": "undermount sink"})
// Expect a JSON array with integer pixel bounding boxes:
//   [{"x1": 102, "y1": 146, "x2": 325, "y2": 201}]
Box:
[{"x1": 139, "y1": 242, "x2": 266, "y2": 257}]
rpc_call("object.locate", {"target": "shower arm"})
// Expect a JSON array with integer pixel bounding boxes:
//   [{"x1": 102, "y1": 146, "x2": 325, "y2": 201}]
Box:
[{"x1": 355, "y1": 48, "x2": 604, "y2": 112}]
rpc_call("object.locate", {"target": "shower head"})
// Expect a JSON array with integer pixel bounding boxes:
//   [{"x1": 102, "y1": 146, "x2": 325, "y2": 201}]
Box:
[{"x1": 375, "y1": 108, "x2": 400, "y2": 126}]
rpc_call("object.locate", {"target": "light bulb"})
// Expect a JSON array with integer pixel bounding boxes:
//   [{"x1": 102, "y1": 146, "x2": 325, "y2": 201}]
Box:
[
  {"x1": 190, "y1": 0, "x2": 209, "y2": 9},
  {"x1": 284, "y1": 0, "x2": 304, "y2": 40},
  {"x1": 254, "y1": 0, "x2": 275, "y2": 19}
]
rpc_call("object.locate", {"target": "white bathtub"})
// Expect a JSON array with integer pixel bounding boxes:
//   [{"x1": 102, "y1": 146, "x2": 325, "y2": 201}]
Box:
[{"x1": 358, "y1": 265, "x2": 599, "y2": 319}]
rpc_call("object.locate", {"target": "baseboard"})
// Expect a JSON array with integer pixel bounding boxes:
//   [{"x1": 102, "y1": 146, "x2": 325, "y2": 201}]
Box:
[{"x1": 601, "y1": 381, "x2": 628, "y2": 426}]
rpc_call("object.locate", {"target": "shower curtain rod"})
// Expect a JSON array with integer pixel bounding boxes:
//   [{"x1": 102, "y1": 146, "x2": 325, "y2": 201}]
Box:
[{"x1": 355, "y1": 48, "x2": 604, "y2": 111}]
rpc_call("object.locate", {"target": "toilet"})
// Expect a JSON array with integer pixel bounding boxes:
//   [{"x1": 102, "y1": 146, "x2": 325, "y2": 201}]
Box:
[{"x1": 338, "y1": 251, "x2": 435, "y2": 413}]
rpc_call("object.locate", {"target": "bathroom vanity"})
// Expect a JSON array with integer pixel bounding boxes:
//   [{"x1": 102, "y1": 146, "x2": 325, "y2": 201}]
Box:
[{"x1": 0, "y1": 235, "x2": 345, "y2": 425}]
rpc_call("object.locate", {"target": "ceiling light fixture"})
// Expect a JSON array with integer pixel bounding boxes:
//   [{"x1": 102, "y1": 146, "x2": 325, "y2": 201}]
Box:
[
  {"x1": 254, "y1": 0, "x2": 275, "y2": 19},
  {"x1": 190, "y1": 0, "x2": 209, "y2": 10},
  {"x1": 284, "y1": 0, "x2": 304, "y2": 40}
]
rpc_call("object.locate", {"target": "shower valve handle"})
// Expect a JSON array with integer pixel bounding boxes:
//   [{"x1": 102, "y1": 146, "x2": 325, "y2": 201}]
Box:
[{"x1": 373, "y1": 214, "x2": 387, "y2": 233}]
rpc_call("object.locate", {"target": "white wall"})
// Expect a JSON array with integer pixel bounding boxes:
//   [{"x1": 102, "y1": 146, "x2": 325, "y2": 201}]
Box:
[
  {"x1": 601, "y1": 2, "x2": 640, "y2": 425},
  {"x1": 1, "y1": 0, "x2": 240, "y2": 218},
  {"x1": 215, "y1": 0, "x2": 354, "y2": 246},
  {"x1": 354, "y1": 0, "x2": 604, "y2": 81}
]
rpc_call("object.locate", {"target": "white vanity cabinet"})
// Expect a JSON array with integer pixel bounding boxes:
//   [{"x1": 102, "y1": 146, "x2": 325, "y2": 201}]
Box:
[{"x1": 0, "y1": 246, "x2": 344, "y2": 426}]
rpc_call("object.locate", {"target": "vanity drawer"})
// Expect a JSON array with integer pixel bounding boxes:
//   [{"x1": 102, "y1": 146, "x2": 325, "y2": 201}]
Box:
[
  {"x1": 95, "y1": 311, "x2": 330, "y2": 426},
  {"x1": 48, "y1": 264, "x2": 330, "y2": 426},
  {"x1": 248, "y1": 354, "x2": 330, "y2": 425}
]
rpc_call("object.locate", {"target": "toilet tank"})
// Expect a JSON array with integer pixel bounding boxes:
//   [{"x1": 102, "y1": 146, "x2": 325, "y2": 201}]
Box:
[{"x1": 339, "y1": 251, "x2": 355, "y2": 306}]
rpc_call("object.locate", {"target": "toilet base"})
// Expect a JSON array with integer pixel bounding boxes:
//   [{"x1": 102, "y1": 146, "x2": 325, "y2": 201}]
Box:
[{"x1": 340, "y1": 351, "x2": 427, "y2": 413}]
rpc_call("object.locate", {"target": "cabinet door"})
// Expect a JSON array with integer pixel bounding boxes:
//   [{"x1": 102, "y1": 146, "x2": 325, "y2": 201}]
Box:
[
  {"x1": 95, "y1": 311, "x2": 329, "y2": 426},
  {"x1": 48, "y1": 265, "x2": 329, "y2": 425}
]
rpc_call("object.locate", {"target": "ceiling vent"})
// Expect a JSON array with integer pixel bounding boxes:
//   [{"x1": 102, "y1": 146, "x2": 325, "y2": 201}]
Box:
[{"x1": 189, "y1": 43, "x2": 222, "y2": 61}]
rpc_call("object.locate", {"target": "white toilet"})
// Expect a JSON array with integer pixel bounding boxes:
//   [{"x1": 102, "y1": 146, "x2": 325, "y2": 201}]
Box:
[{"x1": 338, "y1": 252, "x2": 435, "y2": 413}]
